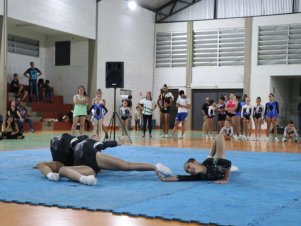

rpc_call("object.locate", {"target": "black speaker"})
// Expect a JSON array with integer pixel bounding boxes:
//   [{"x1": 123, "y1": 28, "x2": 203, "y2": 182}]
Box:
[{"x1": 106, "y1": 62, "x2": 124, "y2": 88}]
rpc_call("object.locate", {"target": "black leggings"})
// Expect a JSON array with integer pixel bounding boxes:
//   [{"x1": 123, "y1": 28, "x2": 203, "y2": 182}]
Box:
[{"x1": 143, "y1": 114, "x2": 152, "y2": 134}]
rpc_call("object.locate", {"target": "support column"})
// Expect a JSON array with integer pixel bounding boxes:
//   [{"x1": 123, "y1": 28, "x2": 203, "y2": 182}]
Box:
[
  {"x1": 87, "y1": 1, "x2": 98, "y2": 99},
  {"x1": 0, "y1": 0, "x2": 8, "y2": 118},
  {"x1": 243, "y1": 17, "x2": 252, "y2": 95},
  {"x1": 87, "y1": 40, "x2": 97, "y2": 98},
  {"x1": 186, "y1": 21, "x2": 193, "y2": 130}
]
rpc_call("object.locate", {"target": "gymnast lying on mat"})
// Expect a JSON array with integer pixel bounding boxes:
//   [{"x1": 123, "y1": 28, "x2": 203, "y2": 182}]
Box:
[
  {"x1": 37, "y1": 133, "x2": 171, "y2": 185},
  {"x1": 158, "y1": 134, "x2": 237, "y2": 184}
]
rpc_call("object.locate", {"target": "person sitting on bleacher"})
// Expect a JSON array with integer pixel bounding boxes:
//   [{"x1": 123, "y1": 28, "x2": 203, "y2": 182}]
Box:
[
  {"x1": 38, "y1": 78, "x2": 44, "y2": 102},
  {"x1": 42, "y1": 80, "x2": 53, "y2": 103},
  {"x1": 7, "y1": 100, "x2": 23, "y2": 131},
  {"x1": 10, "y1": 73, "x2": 28, "y2": 102},
  {"x1": 0, "y1": 115, "x2": 24, "y2": 140},
  {"x1": 18, "y1": 100, "x2": 35, "y2": 133}
]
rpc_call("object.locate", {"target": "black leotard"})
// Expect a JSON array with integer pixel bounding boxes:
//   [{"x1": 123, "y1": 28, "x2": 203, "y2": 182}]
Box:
[
  {"x1": 176, "y1": 158, "x2": 231, "y2": 181},
  {"x1": 73, "y1": 139, "x2": 118, "y2": 173},
  {"x1": 50, "y1": 133, "x2": 75, "y2": 166}
]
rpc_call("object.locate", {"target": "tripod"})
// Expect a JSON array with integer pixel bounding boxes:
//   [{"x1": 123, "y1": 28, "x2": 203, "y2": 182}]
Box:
[{"x1": 106, "y1": 87, "x2": 132, "y2": 143}]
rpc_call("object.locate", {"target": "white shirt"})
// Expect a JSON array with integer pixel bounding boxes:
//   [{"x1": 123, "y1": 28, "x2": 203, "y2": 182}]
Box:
[
  {"x1": 166, "y1": 92, "x2": 174, "y2": 101},
  {"x1": 220, "y1": 126, "x2": 234, "y2": 136},
  {"x1": 208, "y1": 106, "x2": 215, "y2": 117},
  {"x1": 176, "y1": 96, "x2": 191, "y2": 113},
  {"x1": 241, "y1": 104, "x2": 253, "y2": 118},
  {"x1": 139, "y1": 98, "x2": 155, "y2": 115}
]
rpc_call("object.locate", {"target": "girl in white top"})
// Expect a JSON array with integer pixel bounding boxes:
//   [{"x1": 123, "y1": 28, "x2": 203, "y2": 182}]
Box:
[
  {"x1": 120, "y1": 100, "x2": 131, "y2": 136},
  {"x1": 282, "y1": 120, "x2": 298, "y2": 142},
  {"x1": 172, "y1": 90, "x2": 191, "y2": 139},
  {"x1": 253, "y1": 97, "x2": 265, "y2": 141},
  {"x1": 219, "y1": 120, "x2": 234, "y2": 140},
  {"x1": 139, "y1": 91, "x2": 157, "y2": 138},
  {"x1": 241, "y1": 97, "x2": 253, "y2": 140},
  {"x1": 207, "y1": 100, "x2": 216, "y2": 140}
]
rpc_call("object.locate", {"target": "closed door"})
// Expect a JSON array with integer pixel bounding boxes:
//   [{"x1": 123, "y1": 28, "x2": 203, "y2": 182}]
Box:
[{"x1": 192, "y1": 89, "x2": 243, "y2": 130}]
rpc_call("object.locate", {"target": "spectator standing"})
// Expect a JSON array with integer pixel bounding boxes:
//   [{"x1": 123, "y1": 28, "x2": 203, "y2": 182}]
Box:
[
  {"x1": 157, "y1": 84, "x2": 174, "y2": 138},
  {"x1": 172, "y1": 90, "x2": 191, "y2": 139},
  {"x1": 71, "y1": 85, "x2": 89, "y2": 135},
  {"x1": 139, "y1": 91, "x2": 157, "y2": 138},
  {"x1": 24, "y1": 62, "x2": 42, "y2": 102}
]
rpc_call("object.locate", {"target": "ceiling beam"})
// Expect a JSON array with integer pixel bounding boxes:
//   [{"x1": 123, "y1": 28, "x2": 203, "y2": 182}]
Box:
[{"x1": 156, "y1": 0, "x2": 202, "y2": 22}]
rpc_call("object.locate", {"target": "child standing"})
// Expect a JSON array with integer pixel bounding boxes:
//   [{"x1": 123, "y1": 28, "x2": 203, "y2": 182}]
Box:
[
  {"x1": 216, "y1": 96, "x2": 226, "y2": 133},
  {"x1": 91, "y1": 89, "x2": 108, "y2": 139},
  {"x1": 120, "y1": 100, "x2": 131, "y2": 135},
  {"x1": 134, "y1": 105, "x2": 142, "y2": 131},
  {"x1": 253, "y1": 97, "x2": 264, "y2": 141},
  {"x1": 241, "y1": 97, "x2": 253, "y2": 140},
  {"x1": 89, "y1": 96, "x2": 107, "y2": 138},
  {"x1": 207, "y1": 99, "x2": 216, "y2": 140}
]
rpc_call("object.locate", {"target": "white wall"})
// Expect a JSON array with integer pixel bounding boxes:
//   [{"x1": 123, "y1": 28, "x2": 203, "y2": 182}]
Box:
[
  {"x1": 97, "y1": 0, "x2": 155, "y2": 126},
  {"x1": 7, "y1": 0, "x2": 96, "y2": 39},
  {"x1": 0, "y1": 0, "x2": 3, "y2": 15},
  {"x1": 44, "y1": 35, "x2": 89, "y2": 104},
  {"x1": 7, "y1": 25, "x2": 46, "y2": 85},
  {"x1": 250, "y1": 13, "x2": 301, "y2": 119}
]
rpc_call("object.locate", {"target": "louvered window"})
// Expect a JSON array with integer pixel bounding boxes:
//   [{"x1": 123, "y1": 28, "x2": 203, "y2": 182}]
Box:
[
  {"x1": 258, "y1": 24, "x2": 301, "y2": 65},
  {"x1": 193, "y1": 28, "x2": 245, "y2": 66},
  {"x1": 8, "y1": 34, "x2": 39, "y2": 57},
  {"x1": 156, "y1": 32, "x2": 187, "y2": 67}
]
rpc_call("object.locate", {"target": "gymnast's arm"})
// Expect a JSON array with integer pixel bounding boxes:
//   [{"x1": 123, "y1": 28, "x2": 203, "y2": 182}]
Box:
[
  {"x1": 160, "y1": 174, "x2": 206, "y2": 182},
  {"x1": 214, "y1": 169, "x2": 231, "y2": 184}
]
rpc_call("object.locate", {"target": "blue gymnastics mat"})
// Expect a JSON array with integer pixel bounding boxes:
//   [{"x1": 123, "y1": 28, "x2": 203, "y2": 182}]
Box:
[{"x1": 0, "y1": 146, "x2": 301, "y2": 226}]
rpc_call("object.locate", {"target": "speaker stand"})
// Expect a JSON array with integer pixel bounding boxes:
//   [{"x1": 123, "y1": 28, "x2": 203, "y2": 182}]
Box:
[{"x1": 106, "y1": 87, "x2": 132, "y2": 144}]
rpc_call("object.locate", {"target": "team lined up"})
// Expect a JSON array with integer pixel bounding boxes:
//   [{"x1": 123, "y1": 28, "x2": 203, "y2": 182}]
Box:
[{"x1": 203, "y1": 93, "x2": 298, "y2": 142}]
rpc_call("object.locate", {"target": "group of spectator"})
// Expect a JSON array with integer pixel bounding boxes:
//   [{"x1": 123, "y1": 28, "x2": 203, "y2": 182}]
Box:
[
  {"x1": 202, "y1": 93, "x2": 299, "y2": 142},
  {"x1": 0, "y1": 62, "x2": 54, "y2": 139},
  {"x1": 121, "y1": 84, "x2": 191, "y2": 139},
  {"x1": 0, "y1": 98, "x2": 34, "y2": 139},
  {"x1": 11, "y1": 62, "x2": 53, "y2": 103}
]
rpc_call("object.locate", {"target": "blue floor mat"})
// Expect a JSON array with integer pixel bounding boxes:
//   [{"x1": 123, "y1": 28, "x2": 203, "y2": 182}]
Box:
[{"x1": 0, "y1": 146, "x2": 301, "y2": 226}]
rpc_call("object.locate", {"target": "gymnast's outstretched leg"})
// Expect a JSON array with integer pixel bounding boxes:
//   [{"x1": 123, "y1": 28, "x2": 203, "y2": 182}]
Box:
[
  {"x1": 37, "y1": 161, "x2": 64, "y2": 181},
  {"x1": 59, "y1": 165, "x2": 97, "y2": 186},
  {"x1": 95, "y1": 152, "x2": 156, "y2": 171},
  {"x1": 208, "y1": 134, "x2": 226, "y2": 159}
]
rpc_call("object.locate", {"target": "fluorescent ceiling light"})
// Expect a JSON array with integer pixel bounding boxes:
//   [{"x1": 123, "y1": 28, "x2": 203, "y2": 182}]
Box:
[{"x1": 128, "y1": 1, "x2": 137, "y2": 10}]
